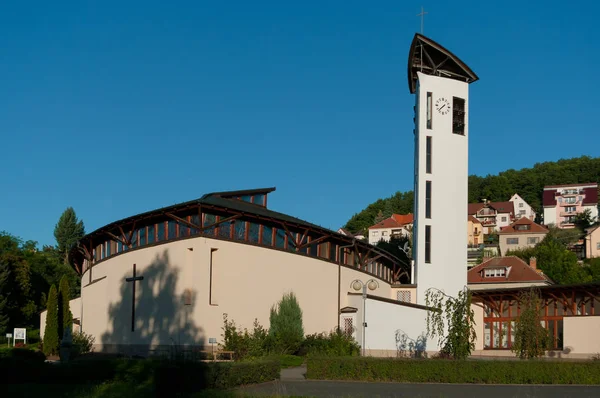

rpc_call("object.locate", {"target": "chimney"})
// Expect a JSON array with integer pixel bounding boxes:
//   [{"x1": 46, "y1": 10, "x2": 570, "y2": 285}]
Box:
[{"x1": 529, "y1": 257, "x2": 537, "y2": 270}]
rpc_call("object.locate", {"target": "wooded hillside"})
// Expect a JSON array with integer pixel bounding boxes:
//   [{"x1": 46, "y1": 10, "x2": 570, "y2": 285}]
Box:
[{"x1": 344, "y1": 156, "x2": 600, "y2": 233}]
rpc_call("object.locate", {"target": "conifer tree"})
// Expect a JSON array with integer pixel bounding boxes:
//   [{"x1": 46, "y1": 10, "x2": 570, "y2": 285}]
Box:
[
  {"x1": 43, "y1": 285, "x2": 59, "y2": 356},
  {"x1": 269, "y1": 292, "x2": 304, "y2": 354},
  {"x1": 54, "y1": 207, "x2": 85, "y2": 264},
  {"x1": 57, "y1": 276, "x2": 73, "y2": 340},
  {"x1": 0, "y1": 262, "x2": 10, "y2": 333}
]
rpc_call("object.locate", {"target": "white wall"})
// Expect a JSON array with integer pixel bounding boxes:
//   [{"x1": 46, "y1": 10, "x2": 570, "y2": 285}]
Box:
[
  {"x1": 413, "y1": 72, "x2": 468, "y2": 305},
  {"x1": 563, "y1": 316, "x2": 600, "y2": 357},
  {"x1": 510, "y1": 194, "x2": 535, "y2": 220},
  {"x1": 40, "y1": 297, "x2": 82, "y2": 339},
  {"x1": 362, "y1": 297, "x2": 438, "y2": 355}
]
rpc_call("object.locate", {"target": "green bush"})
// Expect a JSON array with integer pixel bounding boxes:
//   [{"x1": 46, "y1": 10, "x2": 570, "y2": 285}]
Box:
[
  {"x1": 221, "y1": 315, "x2": 274, "y2": 360},
  {"x1": 299, "y1": 328, "x2": 360, "y2": 357},
  {"x1": 0, "y1": 347, "x2": 46, "y2": 362},
  {"x1": 306, "y1": 357, "x2": 600, "y2": 384},
  {"x1": 71, "y1": 331, "x2": 96, "y2": 359},
  {"x1": 269, "y1": 292, "x2": 304, "y2": 354}
]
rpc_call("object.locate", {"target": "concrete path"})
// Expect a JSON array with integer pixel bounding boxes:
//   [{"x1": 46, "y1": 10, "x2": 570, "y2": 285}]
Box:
[{"x1": 240, "y1": 369, "x2": 600, "y2": 398}]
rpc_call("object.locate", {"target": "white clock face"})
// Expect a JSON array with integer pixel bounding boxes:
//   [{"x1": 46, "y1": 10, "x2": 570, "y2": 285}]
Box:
[{"x1": 435, "y1": 97, "x2": 450, "y2": 115}]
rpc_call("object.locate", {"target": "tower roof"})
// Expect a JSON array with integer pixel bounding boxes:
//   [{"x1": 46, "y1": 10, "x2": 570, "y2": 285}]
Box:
[{"x1": 407, "y1": 33, "x2": 479, "y2": 94}]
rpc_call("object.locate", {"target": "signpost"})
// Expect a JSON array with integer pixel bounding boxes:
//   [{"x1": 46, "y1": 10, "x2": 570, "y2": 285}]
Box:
[
  {"x1": 209, "y1": 337, "x2": 217, "y2": 360},
  {"x1": 5, "y1": 333, "x2": 12, "y2": 347},
  {"x1": 13, "y1": 328, "x2": 26, "y2": 346}
]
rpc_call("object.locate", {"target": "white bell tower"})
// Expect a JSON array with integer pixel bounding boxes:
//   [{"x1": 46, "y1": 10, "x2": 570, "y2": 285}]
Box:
[{"x1": 407, "y1": 34, "x2": 479, "y2": 304}]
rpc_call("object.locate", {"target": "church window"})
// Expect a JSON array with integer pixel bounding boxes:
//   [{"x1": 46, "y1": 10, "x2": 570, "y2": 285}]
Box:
[
  {"x1": 426, "y1": 136, "x2": 432, "y2": 173},
  {"x1": 147, "y1": 225, "x2": 155, "y2": 244},
  {"x1": 179, "y1": 221, "x2": 189, "y2": 238},
  {"x1": 452, "y1": 97, "x2": 465, "y2": 135},
  {"x1": 168, "y1": 221, "x2": 177, "y2": 239},
  {"x1": 425, "y1": 226, "x2": 431, "y2": 263},
  {"x1": 139, "y1": 227, "x2": 146, "y2": 246},
  {"x1": 426, "y1": 92, "x2": 432, "y2": 129},
  {"x1": 190, "y1": 215, "x2": 200, "y2": 234},
  {"x1": 262, "y1": 226, "x2": 273, "y2": 246},
  {"x1": 275, "y1": 228, "x2": 286, "y2": 249},
  {"x1": 248, "y1": 223, "x2": 260, "y2": 243},
  {"x1": 234, "y1": 221, "x2": 246, "y2": 241},
  {"x1": 425, "y1": 181, "x2": 432, "y2": 219},
  {"x1": 157, "y1": 222, "x2": 165, "y2": 241}
]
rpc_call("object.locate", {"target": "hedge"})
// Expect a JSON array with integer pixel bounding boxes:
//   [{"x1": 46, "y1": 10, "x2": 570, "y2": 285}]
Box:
[
  {"x1": 306, "y1": 357, "x2": 600, "y2": 385},
  {"x1": 0, "y1": 356, "x2": 280, "y2": 392}
]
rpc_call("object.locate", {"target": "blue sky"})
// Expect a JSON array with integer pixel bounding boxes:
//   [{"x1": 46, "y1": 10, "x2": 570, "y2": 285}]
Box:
[{"x1": 1, "y1": 1, "x2": 598, "y2": 247}]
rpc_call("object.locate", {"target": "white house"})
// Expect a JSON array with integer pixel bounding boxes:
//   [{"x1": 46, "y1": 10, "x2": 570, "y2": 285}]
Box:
[
  {"x1": 468, "y1": 201, "x2": 514, "y2": 234},
  {"x1": 368, "y1": 214, "x2": 413, "y2": 245},
  {"x1": 509, "y1": 193, "x2": 536, "y2": 220},
  {"x1": 543, "y1": 183, "x2": 599, "y2": 228}
]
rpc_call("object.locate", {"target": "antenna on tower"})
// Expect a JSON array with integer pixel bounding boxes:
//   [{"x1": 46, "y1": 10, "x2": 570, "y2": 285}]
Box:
[{"x1": 416, "y1": 6, "x2": 428, "y2": 34}]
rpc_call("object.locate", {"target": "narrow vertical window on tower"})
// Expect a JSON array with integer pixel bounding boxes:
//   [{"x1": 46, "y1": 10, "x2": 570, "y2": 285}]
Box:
[
  {"x1": 452, "y1": 97, "x2": 466, "y2": 135},
  {"x1": 425, "y1": 225, "x2": 431, "y2": 263},
  {"x1": 425, "y1": 181, "x2": 432, "y2": 219},
  {"x1": 426, "y1": 136, "x2": 432, "y2": 173},
  {"x1": 426, "y1": 92, "x2": 432, "y2": 129}
]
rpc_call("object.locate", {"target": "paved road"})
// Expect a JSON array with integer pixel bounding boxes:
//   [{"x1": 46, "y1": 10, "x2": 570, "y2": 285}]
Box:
[{"x1": 240, "y1": 380, "x2": 600, "y2": 398}]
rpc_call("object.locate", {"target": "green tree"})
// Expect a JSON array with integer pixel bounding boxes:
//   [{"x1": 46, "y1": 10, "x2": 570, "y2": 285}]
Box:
[
  {"x1": 43, "y1": 284, "x2": 59, "y2": 356},
  {"x1": 575, "y1": 209, "x2": 596, "y2": 230},
  {"x1": 511, "y1": 288, "x2": 551, "y2": 359},
  {"x1": 375, "y1": 237, "x2": 411, "y2": 283},
  {"x1": 0, "y1": 262, "x2": 10, "y2": 333},
  {"x1": 269, "y1": 292, "x2": 304, "y2": 354},
  {"x1": 425, "y1": 287, "x2": 476, "y2": 360},
  {"x1": 54, "y1": 207, "x2": 85, "y2": 264},
  {"x1": 58, "y1": 276, "x2": 73, "y2": 340}
]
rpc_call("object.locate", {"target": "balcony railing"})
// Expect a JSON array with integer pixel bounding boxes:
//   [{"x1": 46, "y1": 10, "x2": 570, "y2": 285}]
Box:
[
  {"x1": 481, "y1": 219, "x2": 497, "y2": 226},
  {"x1": 560, "y1": 211, "x2": 577, "y2": 217},
  {"x1": 560, "y1": 201, "x2": 579, "y2": 206},
  {"x1": 558, "y1": 190, "x2": 584, "y2": 197}
]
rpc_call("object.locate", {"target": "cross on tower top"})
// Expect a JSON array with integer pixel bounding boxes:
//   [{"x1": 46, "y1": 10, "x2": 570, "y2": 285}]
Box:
[{"x1": 417, "y1": 6, "x2": 428, "y2": 34}]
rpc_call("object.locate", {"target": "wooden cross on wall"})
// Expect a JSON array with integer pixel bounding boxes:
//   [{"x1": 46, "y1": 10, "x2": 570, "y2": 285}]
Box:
[{"x1": 125, "y1": 263, "x2": 144, "y2": 332}]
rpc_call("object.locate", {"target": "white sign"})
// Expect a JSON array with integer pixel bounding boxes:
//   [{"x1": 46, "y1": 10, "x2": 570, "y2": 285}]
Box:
[
  {"x1": 209, "y1": 337, "x2": 217, "y2": 344},
  {"x1": 13, "y1": 328, "x2": 26, "y2": 346},
  {"x1": 5, "y1": 333, "x2": 12, "y2": 338}
]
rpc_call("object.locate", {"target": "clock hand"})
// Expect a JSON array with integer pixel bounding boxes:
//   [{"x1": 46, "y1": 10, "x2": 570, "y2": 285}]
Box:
[{"x1": 439, "y1": 104, "x2": 446, "y2": 111}]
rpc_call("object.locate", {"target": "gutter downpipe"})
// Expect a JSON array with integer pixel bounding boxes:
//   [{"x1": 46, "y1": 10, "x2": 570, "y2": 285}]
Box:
[{"x1": 337, "y1": 238, "x2": 357, "y2": 329}]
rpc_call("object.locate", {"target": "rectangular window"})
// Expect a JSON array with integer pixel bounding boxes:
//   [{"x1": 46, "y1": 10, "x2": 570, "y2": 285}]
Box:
[
  {"x1": 168, "y1": 221, "x2": 177, "y2": 239},
  {"x1": 597, "y1": 242, "x2": 600, "y2": 250},
  {"x1": 501, "y1": 216, "x2": 507, "y2": 222},
  {"x1": 425, "y1": 181, "x2": 432, "y2": 219},
  {"x1": 275, "y1": 228, "x2": 286, "y2": 248},
  {"x1": 139, "y1": 228, "x2": 146, "y2": 246},
  {"x1": 426, "y1": 136, "x2": 432, "y2": 173},
  {"x1": 565, "y1": 206, "x2": 576, "y2": 212},
  {"x1": 519, "y1": 203, "x2": 524, "y2": 208},
  {"x1": 426, "y1": 92, "x2": 432, "y2": 129},
  {"x1": 262, "y1": 226, "x2": 273, "y2": 246},
  {"x1": 382, "y1": 231, "x2": 388, "y2": 236},
  {"x1": 157, "y1": 222, "x2": 165, "y2": 241},
  {"x1": 484, "y1": 268, "x2": 506, "y2": 277},
  {"x1": 519, "y1": 210, "x2": 526, "y2": 215},
  {"x1": 506, "y1": 238, "x2": 519, "y2": 245},
  {"x1": 147, "y1": 225, "x2": 155, "y2": 244},
  {"x1": 527, "y1": 237, "x2": 540, "y2": 244},
  {"x1": 452, "y1": 96, "x2": 466, "y2": 135},
  {"x1": 425, "y1": 225, "x2": 431, "y2": 263}
]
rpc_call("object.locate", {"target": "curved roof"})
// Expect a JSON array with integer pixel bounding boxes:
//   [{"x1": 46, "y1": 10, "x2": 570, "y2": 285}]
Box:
[
  {"x1": 70, "y1": 187, "x2": 410, "y2": 283},
  {"x1": 407, "y1": 33, "x2": 479, "y2": 94}
]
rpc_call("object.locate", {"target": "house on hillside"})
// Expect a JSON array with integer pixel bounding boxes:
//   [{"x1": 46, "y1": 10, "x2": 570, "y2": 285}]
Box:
[
  {"x1": 337, "y1": 228, "x2": 366, "y2": 241},
  {"x1": 509, "y1": 193, "x2": 536, "y2": 220},
  {"x1": 468, "y1": 200, "x2": 515, "y2": 234},
  {"x1": 368, "y1": 214, "x2": 413, "y2": 245},
  {"x1": 542, "y1": 183, "x2": 599, "y2": 228},
  {"x1": 498, "y1": 217, "x2": 548, "y2": 255},
  {"x1": 467, "y1": 216, "x2": 483, "y2": 246},
  {"x1": 585, "y1": 225, "x2": 600, "y2": 259},
  {"x1": 468, "y1": 256, "x2": 552, "y2": 291}
]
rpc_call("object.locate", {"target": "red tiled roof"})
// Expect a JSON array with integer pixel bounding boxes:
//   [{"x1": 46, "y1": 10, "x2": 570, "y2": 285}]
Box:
[
  {"x1": 468, "y1": 201, "x2": 514, "y2": 215},
  {"x1": 498, "y1": 217, "x2": 548, "y2": 234},
  {"x1": 544, "y1": 183, "x2": 598, "y2": 189},
  {"x1": 583, "y1": 187, "x2": 598, "y2": 205},
  {"x1": 468, "y1": 215, "x2": 481, "y2": 224},
  {"x1": 368, "y1": 214, "x2": 413, "y2": 230},
  {"x1": 542, "y1": 189, "x2": 556, "y2": 207},
  {"x1": 468, "y1": 256, "x2": 551, "y2": 284}
]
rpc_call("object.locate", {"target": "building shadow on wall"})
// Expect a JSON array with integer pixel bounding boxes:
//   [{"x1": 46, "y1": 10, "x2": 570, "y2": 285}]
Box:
[{"x1": 101, "y1": 250, "x2": 204, "y2": 357}]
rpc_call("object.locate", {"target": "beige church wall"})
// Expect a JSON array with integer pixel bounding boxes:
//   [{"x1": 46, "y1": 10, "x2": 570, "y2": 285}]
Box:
[
  {"x1": 78, "y1": 236, "x2": 398, "y2": 354},
  {"x1": 563, "y1": 316, "x2": 600, "y2": 357},
  {"x1": 338, "y1": 265, "x2": 393, "y2": 309},
  {"x1": 39, "y1": 297, "x2": 82, "y2": 339}
]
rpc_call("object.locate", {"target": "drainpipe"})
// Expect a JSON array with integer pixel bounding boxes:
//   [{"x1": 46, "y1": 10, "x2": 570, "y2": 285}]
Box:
[{"x1": 337, "y1": 238, "x2": 356, "y2": 329}]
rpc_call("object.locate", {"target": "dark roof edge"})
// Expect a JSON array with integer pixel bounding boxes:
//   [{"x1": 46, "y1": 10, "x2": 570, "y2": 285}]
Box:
[
  {"x1": 201, "y1": 187, "x2": 276, "y2": 199},
  {"x1": 407, "y1": 33, "x2": 479, "y2": 94},
  {"x1": 348, "y1": 292, "x2": 438, "y2": 312}
]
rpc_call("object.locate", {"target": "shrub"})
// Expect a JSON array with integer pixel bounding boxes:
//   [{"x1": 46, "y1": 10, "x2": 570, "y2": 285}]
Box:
[
  {"x1": 0, "y1": 347, "x2": 46, "y2": 362},
  {"x1": 512, "y1": 288, "x2": 551, "y2": 359},
  {"x1": 57, "y1": 276, "x2": 73, "y2": 341},
  {"x1": 306, "y1": 357, "x2": 600, "y2": 384},
  {"x1": 43, "y1": 284, "x2": 59, "y2": 357},
  {"x1": 221, "y1": 315, "x2": 273, "y2": 360},
  {"x1": 299, "y1": 328, "x2": 360, "y2": 357},
  {"x1": 71, "y1": 331, "x2": 95, "y2": 359},
  {"x1": 269, "y1": 292, "x2": 304, "y2": 354}
]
